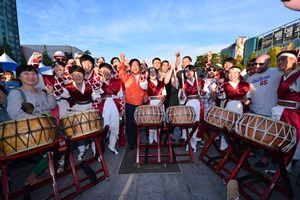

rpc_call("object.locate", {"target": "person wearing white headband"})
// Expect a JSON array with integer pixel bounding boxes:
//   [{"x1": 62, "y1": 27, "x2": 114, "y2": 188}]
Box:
[
  {"x1": 271, "y1": 50, "x2": 300, "y2": 173},
  {"x1": 216, "y1": 65, "x2": 250, "y2": 150}
]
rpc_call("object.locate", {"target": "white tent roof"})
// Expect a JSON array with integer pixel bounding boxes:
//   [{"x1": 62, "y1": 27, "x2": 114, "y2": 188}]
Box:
[{"x1": 0, "y1": 52, "x2": 17, "y2": 63}]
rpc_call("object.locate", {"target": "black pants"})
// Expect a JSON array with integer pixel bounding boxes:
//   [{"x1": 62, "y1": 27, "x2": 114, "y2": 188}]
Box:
[{"x1": 125, "y1": 103, "x2": 138, "y2": 145}]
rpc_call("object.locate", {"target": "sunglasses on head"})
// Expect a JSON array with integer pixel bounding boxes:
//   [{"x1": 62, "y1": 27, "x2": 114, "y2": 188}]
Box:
[
  {"x1": 254, "y1": 63, "x2": 265, "y2": 66},
  {"x1": 56, "y1": 58, "x2": 66, "y2": 62},
  {"x1": 207, "y1": 68, "x2": 216, "y2": 72}
]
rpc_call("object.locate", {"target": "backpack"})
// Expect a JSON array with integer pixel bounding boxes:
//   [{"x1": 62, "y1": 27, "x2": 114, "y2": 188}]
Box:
[{"x1": 0, "y1": 88, "x2": 27, "y2": 123}]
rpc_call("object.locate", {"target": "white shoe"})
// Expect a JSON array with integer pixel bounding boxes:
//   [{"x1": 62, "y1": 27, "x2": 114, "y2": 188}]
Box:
[
  {"x1": 77, "y1": 152, "x2": 85, "y2": 161},
  {"x1": 220, "y1": 136, "x2": 228, "y2": 151},
  {"x1": 108, "y1": 146, "x2": 119, "y2": 155}
]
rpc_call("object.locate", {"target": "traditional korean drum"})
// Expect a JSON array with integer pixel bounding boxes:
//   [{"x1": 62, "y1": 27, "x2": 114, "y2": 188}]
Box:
[
  {"x1": 61, "y1": 110, "x2": 103, "y2": 138},
  {"x1": 235, "y1": 113, "x2": 296, "y2": 153},
  {"x1": 166, "y1": 106, "x2": 196, "y2": 124},
  {"x1": 205, "y1": 106, "x2": 240, "y2": 130},
  {"x1": 134, "y1": 105, "x2": 165, "y2": 125},
  {"x1": 0, "y1": 116, "x2": 57, "y2": 156}
]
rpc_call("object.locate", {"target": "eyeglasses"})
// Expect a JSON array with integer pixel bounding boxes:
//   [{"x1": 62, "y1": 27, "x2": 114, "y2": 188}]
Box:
[
  {"x1": 56, "y1": 58, "x2": 66, "y2": 62},
  {"x1": 207, "y1": 68, "x2": 216, "y2": 72},
  {"x1": 248, "y1": 64, "x2": 255, "y2": 67},
  {"x1": 254, "y1": 63, "x2": 265, "y2": 66}
]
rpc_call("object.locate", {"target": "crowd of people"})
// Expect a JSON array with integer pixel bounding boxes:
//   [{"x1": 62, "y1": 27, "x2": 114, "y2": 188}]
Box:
[{"x1": 0, "y1": 49, "x2": 299, "y2": 184}]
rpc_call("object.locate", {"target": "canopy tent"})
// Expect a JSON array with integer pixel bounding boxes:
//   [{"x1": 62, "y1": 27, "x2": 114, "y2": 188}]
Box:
[{"x1": 0, "y1": 53, "x2": 18, "y2": 72}]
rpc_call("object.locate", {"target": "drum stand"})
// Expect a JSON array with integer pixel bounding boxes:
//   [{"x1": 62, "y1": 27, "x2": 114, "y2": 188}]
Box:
[
  {"x1": 229, "y1": 133, "x2": 295, "y2": 200},
  {"x1": 198, "y1": 120, "x2": 247, "y2": 180},
  {"x1": 135, "y1": 122, "x2": 172, "y2": 166},
  {"x1": 0, "y1": 139, "x2": 61, "y2": 200},
  {"x1": 167, "y1": 121, "x2": 199, "y2": 164},
  {"x1": 51, "y1": 125, "x2": 110, "y2": 199}
]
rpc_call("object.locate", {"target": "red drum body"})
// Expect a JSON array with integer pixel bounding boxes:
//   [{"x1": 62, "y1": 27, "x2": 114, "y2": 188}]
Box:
[
  {"x1": 205, "y1": 106, "x2": 240, "y2": 130},
  {"x1": 134, "y1": 105, "x2": 165, "y2": 125},
  {"x1": 235, "y1": 113, "x2": 296, "y2": 152},
  {"x1": 166, "y1": 106, "x2": 196, "y2": 124}
]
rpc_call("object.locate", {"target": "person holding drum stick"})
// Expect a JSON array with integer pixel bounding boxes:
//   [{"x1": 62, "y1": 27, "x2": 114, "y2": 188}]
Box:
[
  {"x1": 62, "y1": 65, "x2": 102, "y2": 160},
  {"x1": 217, "y1": 66, "x2": 250, "y2": 150},
  {"x1": 118, "y1": 53, "x2": 148, "y2": 150},
  {"x1": 269, "y1": 50, "x2": 300, "y2": 176},
  {"x1": 146, "y1": 67, "x2": 166, "y2": 144},
  {"x1": 6, "y1": 65, "x2": 57, "y2": 184},
  {"x1": 178, "y1": 65, "x2": 205, "y2": 152},
  {"x1": 97, "y1": 63, "x2": 124, "y2": 154}
]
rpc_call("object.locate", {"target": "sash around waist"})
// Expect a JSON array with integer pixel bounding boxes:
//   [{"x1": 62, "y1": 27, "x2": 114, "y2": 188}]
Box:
[{"x1": 277, "y1": 99, "x2": 300, "y2": 109}]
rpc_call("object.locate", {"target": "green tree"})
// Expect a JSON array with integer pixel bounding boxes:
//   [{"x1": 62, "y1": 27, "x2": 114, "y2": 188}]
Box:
[
  {"x1": 42, "y1": 45, "x2": 52, "y2": 66},
  {"x1": 65, "y1": 52, "x2": 73, "y2": 61},
  {"x1": 20, "y1": 51, "x2": 27, "y2": 64},
  {"x1": 195, "y1": 53, "x2": 220, "y2": 70},
  {"x1": 245, "y1": 51, "x2": 257, "y2": 66},
  {"x1": 0, "y1": 37, "x2": 16, "y2": 61},
  {"x1": 84, "y1": 50, "x2": 91, "y2": 55},
  {"x1": 268, "y1": 46, "x2": 281, "y2": 68}
]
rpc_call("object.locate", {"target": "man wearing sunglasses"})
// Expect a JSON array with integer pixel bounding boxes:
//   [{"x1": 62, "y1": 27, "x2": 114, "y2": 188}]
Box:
[
  {"x1": 246, "y1": 54, "x2": 283, "y2": 168},
  {"x1": 53, "y1": 51, "x2": 66, "y2": 64},
  {"x1": 243, "y1": 58, "x2": 256, "y2": 81}
]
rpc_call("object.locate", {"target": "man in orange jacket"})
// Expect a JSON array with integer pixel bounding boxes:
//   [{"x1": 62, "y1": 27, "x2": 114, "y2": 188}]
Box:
[{"x1": 118, "y1": 53, "x2": 148, "y2": 149}]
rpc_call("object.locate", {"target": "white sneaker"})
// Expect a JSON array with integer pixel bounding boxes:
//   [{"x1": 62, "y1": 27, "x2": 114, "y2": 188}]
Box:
[
  {"x1": 108, "y1": 146, "x2": 119, "y2": 155},
  {"x1": 220, "y1": 136, "x2": 228, "y2": 151},
  {"x1": 77, "y1": 152, "x2": 85, "y2": 161}
]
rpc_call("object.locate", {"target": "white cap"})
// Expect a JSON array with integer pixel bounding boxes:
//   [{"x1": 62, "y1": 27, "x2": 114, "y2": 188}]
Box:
[{"x1": 53, "y1": 51, "x2": 65, "y2": 58}]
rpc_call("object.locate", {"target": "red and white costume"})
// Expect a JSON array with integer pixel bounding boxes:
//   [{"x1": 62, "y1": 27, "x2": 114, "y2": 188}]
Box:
[
  {"x1": 178, "y1": 77, "x2": 205, "y2": 151},
  {"x1": 272, "y1": 69, "x2": 300, "y2": 159},
  {"x1": 147, "y1": 79, "x2": 166, "y2": 143},
  {"x1": 97, "y1": 78, "x2": 124, "y2": 154},
  {"x1": 63, "y1": 81, "x2": 101, "y2": 159},
  {"x1": 43, "y1": 75, "x2": 71, "y2": 118},
  {"x1": 218, "y1": 80, "x2": 250, "y2": 115}
]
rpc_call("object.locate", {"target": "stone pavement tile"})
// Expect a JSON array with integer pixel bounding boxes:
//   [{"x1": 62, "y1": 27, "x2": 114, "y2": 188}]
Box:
[
  {"x1": 160, "y1": 173, "x2": 189, "y2": 192},
  {"x1": 137, "y1": 173, "x2": 164, "y2": 194},
  {"x1": 109, "y1": 174, "x2": 138, "y2": 196},
  {"x1": 191, "y1": 191, "x2": 222, "y2": 200},
  {"x1": 110, "y1": 193, "x2": 136, "y2": 200},
  {"x1": 164, "y1": 191, "x2": 193, "y2": 200},
  {"x1": 183, "y1": 172, "x2": 216, "y2": 193},
  {"x1": 137, "y1": 192, "x2": 164, "y2": 200}
]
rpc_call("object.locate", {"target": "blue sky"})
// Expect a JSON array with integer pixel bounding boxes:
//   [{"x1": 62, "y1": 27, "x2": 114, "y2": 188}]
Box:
[{"x1": 16, "y1": 0, "x2": 298, "y2": 64}]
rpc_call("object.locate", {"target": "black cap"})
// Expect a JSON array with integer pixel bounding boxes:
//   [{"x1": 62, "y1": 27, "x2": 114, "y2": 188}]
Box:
[
  {"x1": 208, "y1": 64, "x2": 221, "y2": 70},
  {"x1": 79, "y1": 54, "x2": 95, "y2": 66},
  {"x1": 184, "y1": 64, "x2": 196, "y2": 72},
  {"x1": 99, "y1": 63, "x2": 114, "y2": 71}
]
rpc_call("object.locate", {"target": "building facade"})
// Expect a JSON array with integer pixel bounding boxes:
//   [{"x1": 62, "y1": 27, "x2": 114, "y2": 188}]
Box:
[
  {"x1": 22, "y1": 45, "x2": 83, "y2": 62},
  {"x1": 0, "y1": 0, "x2": 21, "y2": 63}
]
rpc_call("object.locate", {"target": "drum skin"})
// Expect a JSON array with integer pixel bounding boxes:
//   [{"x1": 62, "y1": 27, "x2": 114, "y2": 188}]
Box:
[
  {"x1": 61, "y1": 110, "x2": 103, "y2": 138},
  {"x1": 235, "y1": 113, "x2": 296, "y2": 152},
  {"x1": 134, "y1": 105, "x2": 164, "y2": 125},
  {"x1": 166, "y1": 106, "x2": 196, "y2": 124},
  {"x1": 205, "y1": 106, "x2": 239, "y2": 130},
  {"x1": 0, "y1": 116, "x2": 57, "y2": 156}
]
